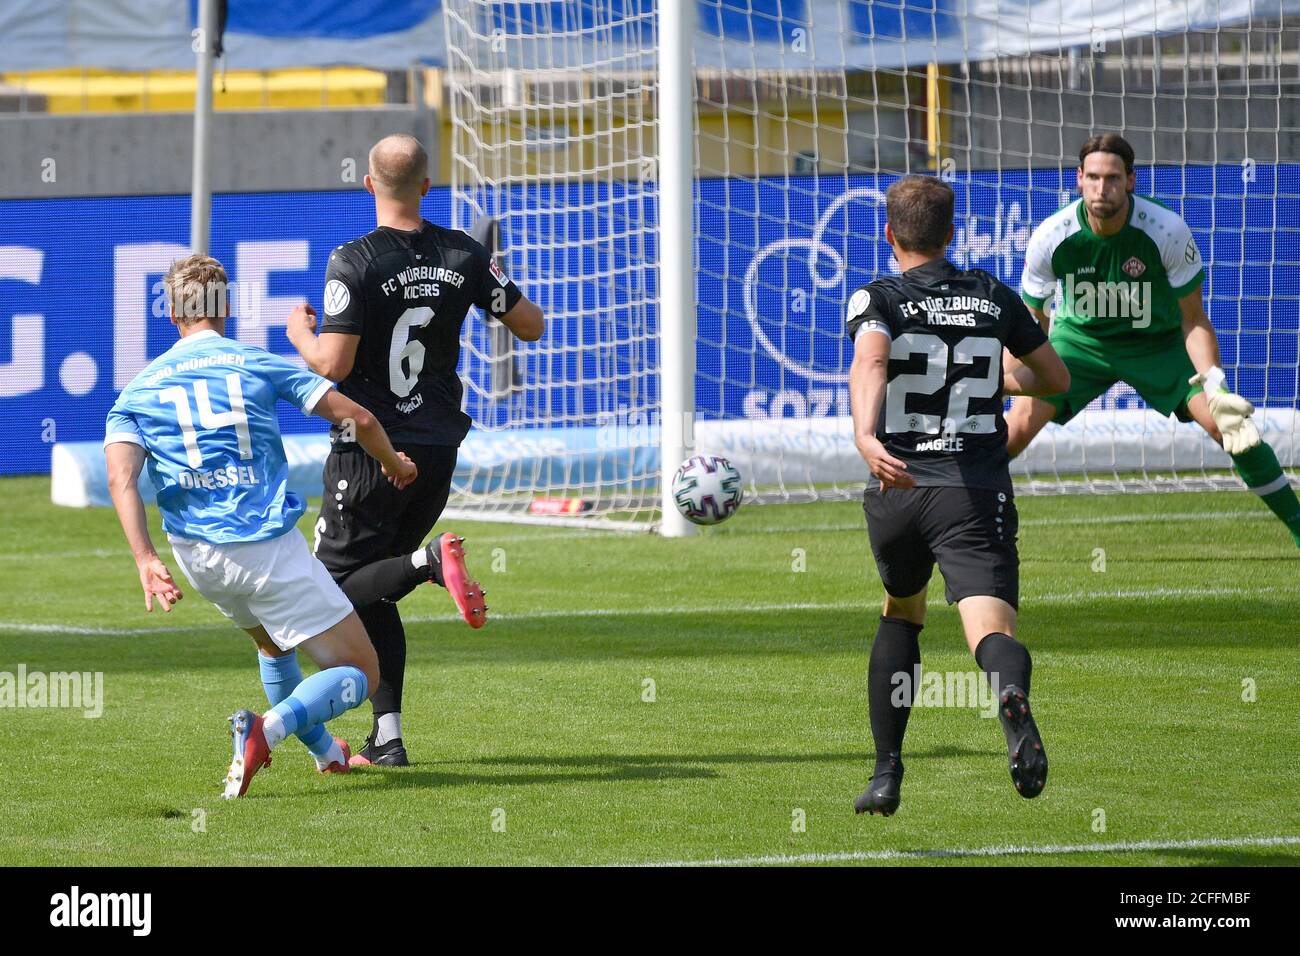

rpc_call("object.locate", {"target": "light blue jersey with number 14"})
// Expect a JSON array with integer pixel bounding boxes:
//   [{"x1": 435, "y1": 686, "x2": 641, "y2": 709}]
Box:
[{"x1": 103, "y1": 329, "x2": 334, "y2": 544}]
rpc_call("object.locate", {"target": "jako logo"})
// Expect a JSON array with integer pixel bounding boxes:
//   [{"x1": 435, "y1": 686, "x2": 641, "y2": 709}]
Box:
[{"x1": 49, "y1": 886, "x2": 151, "y2": 936}]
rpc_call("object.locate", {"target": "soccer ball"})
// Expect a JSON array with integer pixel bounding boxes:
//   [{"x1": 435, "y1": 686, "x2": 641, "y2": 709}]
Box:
[{"x1": 671, "y1": 455, "x2": 743, "y2": 525}]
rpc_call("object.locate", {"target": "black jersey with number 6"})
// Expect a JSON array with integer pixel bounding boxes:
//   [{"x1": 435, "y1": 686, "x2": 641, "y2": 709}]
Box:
[
  {"x1": 318, "y1": 221, "x2": 523, "y2": 446},
  {"x1": 846, "y1": 258, "x2": 1047, "y2": 491}
]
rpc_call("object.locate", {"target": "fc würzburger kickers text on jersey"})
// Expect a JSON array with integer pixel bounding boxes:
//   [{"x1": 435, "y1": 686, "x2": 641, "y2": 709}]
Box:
[{"x1": 846, "y1": 258, "x2": 1048, "y2": 490}]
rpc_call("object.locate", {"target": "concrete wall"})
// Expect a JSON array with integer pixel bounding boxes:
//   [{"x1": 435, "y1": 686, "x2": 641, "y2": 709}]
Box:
[
  {"x1": 0, "y1": 72, "x2": 1294, "y2": 198},
  {"x1": 0, "y1": 107, "x2": 439, "y2": 198}
]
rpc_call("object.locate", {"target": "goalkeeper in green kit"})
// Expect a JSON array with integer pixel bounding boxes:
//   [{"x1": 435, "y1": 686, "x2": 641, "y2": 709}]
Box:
[{"x1": 1006, "y1": 133, "x2": 1300, "y2": 547}]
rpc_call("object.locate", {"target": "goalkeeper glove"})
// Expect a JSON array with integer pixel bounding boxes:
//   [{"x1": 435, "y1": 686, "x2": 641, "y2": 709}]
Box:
[{"x1": 1190, "y1": 366, "x2": 1261, "y2": 455}]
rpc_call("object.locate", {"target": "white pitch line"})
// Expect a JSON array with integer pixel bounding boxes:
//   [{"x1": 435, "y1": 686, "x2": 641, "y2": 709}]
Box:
[
  {"x1": 448, "y1": 585, "x2": 1276, "y2": 622},
  {"x1": 1021, "y1": 510, "x2": 1274, "y2": 528},
  {"x1": 633, "y1": 834, "x2": 1300, "y2": 867},
  {"x1": 0, "y1": 510, "x2": 1275, "y2": 560},
  {"x1": 724, "y1": 510, "x2": 1276, "y2": 536},
  {"x1": 0, "y1": 584, "x2": 1281, "y2": 637},
  {"x1": 0, "y1": 620, "x2": 230, "y2": 636},
  {"x1": 0, "y1": 548, "x2": 125, "y2": 562}
]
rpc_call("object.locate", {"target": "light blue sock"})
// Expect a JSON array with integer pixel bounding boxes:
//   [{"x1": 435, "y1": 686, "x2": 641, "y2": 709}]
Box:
[
  {"x1": 263, "y1": 666, "x2": 368, "y2": 747},
  {"x1": 257, "y1": 652, "x2": 331, "y2": 757}
]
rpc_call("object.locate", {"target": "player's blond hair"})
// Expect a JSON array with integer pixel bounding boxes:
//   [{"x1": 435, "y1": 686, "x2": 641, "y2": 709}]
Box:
[
  {"x1": 165, "y1": 254, "x2": 229, "y2": 325},
  {"x1": 368, "y1": 133, "x2": 429, "y2": 198}
]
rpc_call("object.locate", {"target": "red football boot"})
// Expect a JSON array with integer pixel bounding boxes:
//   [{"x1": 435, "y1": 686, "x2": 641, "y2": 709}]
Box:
[
  {"x1": 223, "y1": 709, "x2": 272, "y2": 799},
  {"x1": 438, "y1": 532, "x2": 487, "y2": 628},
  {"x1": 315, "y1": 737, "x2": 351, "y2": 774}
]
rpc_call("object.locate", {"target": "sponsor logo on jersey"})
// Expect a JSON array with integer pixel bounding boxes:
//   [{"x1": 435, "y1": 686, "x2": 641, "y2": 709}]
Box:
[
  {"x1": 847, "y1": 288, "x2": 871, "y2": 320},
  {"x1": 489, "y1": 259, "x2": 510, "y2": 287},
  {"x1": 1185, "y1": 238, "x2": 1199, "y2": 263},
  {"x1": 1122, "y1": 256, "x2": 1146, "y2": 277},
  {"x1": 396, "y1": 393, "x2": 424, "y2": 415},
  {"x1": 323, "y1": 279, "x2": 351, "y2": 316}
]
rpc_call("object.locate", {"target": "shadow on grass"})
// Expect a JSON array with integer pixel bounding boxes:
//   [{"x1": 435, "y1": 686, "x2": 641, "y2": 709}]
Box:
[
  {"x1": 9, "y1": 592, "x2": 1297, "y2": 675},
  {"x1": 318, "y1": 745, "x2": 995, "y2": 792}
]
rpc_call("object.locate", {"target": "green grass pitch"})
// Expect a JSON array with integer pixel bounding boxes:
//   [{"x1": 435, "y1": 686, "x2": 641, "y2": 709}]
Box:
[{"x1": 1, "y1": 474, "x2": 1297, "y2": 866}]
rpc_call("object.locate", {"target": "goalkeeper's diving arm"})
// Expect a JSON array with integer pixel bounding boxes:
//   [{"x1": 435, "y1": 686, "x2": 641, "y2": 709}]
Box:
[{"x1": 1179, "y1": 284, "x2": 1261, "y2": 454}]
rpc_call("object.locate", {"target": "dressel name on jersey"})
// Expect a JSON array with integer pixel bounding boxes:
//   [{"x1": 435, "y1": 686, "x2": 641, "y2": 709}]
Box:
[{"x1": 176, "y1": 464, "x2": 261, "y2": 491}]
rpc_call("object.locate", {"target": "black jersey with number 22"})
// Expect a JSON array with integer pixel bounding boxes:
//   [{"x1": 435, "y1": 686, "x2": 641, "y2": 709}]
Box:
[
  {"x1": 318, "y1": 221, "x2": 523, "y2": 446},
  {"x1": 846, "y1": 258, "x2": 1047, "y2": 491}
]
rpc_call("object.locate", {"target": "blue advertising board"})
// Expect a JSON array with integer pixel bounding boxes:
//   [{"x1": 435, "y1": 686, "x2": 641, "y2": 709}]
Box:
[{"x1": 2, "y1": 164, "x2": 1297, "y2": 476}]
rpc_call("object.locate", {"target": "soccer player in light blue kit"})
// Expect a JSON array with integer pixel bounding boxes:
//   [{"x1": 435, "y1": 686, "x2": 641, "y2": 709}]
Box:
[{"x1": 103, "y1": 254, "x2": 418, "y2": 798}]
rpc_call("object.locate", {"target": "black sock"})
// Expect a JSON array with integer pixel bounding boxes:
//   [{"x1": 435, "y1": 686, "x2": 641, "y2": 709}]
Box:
[
  {"x1": 358, "y1": 600, "x2": 406, "y2": 716},
  {"x1": 868, "y1": 616, "x2": 923, "y2": 764},
  {"x1": 338, "y1": 550, "x2": 438, "y2": 607},
  {"x1": 974, "y1": 631, "x2": 1032, "y2": 698}
]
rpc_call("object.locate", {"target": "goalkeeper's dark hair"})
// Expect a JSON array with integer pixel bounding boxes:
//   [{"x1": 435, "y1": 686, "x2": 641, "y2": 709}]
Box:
[
  {"x1": 1079, "y1": 133, "x2": 1135, "y2": 173},
  {"x1": 885, "y1": 175, "x2": 954, "y2": 253}
]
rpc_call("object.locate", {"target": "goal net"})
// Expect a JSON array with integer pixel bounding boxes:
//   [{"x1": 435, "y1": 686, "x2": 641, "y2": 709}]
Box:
[{"x1": 440, "y1": 1, "x2": 1300, "y2": 529}]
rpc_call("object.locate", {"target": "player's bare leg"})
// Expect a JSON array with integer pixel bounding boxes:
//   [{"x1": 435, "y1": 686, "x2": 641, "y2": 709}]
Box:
[
  {"x1": 1187, "y1": 392, "x2": 1300, "y2": 547},
  {"x1": 244, "y1": 625, "x2": 352, "y2": 774},
  {"x1": 224, "y1": 613, "x2": 378, "y2": 798},
  {"x1": 295, "y1": 612, "x2": 381, "y2": 691},
  {"x1": 855, "y1": 587, "x2": 927, "y2": 816},
  {"x1": 1005, "y1": 395, "x2": 1057, "y2": 459},
  {"x1": 957, "y1": 596, "x2": 1048, "y2": 798}
]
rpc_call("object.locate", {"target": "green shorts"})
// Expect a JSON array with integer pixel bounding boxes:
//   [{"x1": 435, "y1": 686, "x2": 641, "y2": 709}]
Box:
[{"x1": 1044, "y1": 327, "x2": 1202, "y2": 425}]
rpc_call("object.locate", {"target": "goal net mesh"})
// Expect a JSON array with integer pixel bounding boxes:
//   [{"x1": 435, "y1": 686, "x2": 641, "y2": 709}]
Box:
[{"x1": 441, "y1": 1, "x2": 1300, "y2": 526}]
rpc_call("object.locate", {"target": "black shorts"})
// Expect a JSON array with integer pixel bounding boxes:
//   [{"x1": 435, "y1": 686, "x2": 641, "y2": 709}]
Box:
[
  {"x1": 312, "y1": 442, "x2": 458, "y2": 580},
  {"x1": 862, "y1": 485, "x2": 1020, "y2": 609}
]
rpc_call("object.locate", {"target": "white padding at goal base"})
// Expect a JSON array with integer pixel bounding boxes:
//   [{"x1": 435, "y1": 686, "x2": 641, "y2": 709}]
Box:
[{"x1": 52, "y1": 410, "x2": 1299, "y2": 509}]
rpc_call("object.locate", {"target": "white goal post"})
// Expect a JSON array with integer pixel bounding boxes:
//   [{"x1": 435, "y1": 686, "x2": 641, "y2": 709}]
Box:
[{"x1": 439, "y1": 0, "x2": 1300, "y2": 532}]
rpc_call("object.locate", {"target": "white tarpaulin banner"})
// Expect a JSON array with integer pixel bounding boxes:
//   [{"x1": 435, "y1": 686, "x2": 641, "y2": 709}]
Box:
[
  {"x1": 0, "y1": 1, "x2": 1296, "y2": 72},
  {"x1": 50, "y1": 410, "x2": 1300, "y2": 509}
]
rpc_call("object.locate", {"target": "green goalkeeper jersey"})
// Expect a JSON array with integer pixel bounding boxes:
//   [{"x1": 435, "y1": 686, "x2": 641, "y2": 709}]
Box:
[{"x1": 1020, "y1": 193, "x2": 1206, "y2": 352}]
